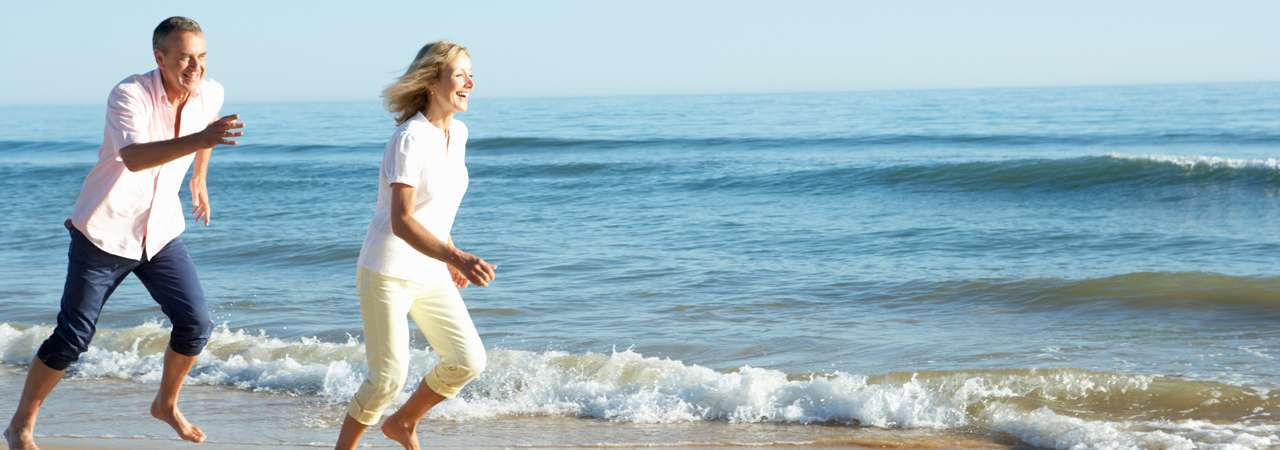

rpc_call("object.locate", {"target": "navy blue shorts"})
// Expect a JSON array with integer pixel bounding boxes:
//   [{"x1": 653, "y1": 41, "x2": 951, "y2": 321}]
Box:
[{"x1": 36, "y1": 223, "x2": 212, "y2": 370}]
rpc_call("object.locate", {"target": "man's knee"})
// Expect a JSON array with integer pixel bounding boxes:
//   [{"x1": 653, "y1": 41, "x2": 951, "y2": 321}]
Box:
[
  {"x1": 169, "y1": 313, "x2": 213, "y2": 356},
  {"x1": 35, "y1": 328, "x2": 93, "y2": 371}
]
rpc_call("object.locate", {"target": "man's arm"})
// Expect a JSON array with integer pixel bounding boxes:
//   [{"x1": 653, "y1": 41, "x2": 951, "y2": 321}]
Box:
[
  {"x1": 192, "y1": 147, "x2": 211, "y2": 178},
  {"x1": 119, "y1": 114, "x2": 242, "y2": 172},
  {"x1": 189, "y1": 148, "x2": 213, "y2": 225}
]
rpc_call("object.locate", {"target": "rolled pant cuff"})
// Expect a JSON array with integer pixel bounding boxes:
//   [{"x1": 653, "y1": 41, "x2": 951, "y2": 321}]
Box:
[
  {"x1": 346, "y1": 399, "x2": 384, "y2": 426},
  {"x1": 425, "y1": 371, "x2": 463, "y2": 399},
  {"x1": 169, "y1": 340, "x2": 207, "y2": 357},
  {"x1": 35, "y1": 352, "x2": 73, "y2": 371}
]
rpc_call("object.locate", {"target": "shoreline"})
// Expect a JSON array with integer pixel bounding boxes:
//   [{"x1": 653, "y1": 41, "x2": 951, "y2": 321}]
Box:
[{"x1": 8, "y1": 435, "x2": 1020, "y2": 450}]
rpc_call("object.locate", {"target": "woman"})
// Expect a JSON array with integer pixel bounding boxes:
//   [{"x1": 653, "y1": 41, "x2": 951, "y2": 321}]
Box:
[{"x1": 336, "y1": 40, "x2": 496, "y2": 450}]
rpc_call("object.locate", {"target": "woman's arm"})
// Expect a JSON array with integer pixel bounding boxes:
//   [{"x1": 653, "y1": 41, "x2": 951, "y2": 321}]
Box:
[
  {"x1": 389, "y1": 183, "x2": 496, "y2": 286},
  {"x1": 446, "y1": 238, "x2": 470, "y2": 288}
]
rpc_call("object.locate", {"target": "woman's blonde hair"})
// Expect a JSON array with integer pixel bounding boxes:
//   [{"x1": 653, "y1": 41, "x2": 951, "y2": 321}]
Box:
[{"x1": 384, "y1": 40, "x2": 470, "y2": 124}]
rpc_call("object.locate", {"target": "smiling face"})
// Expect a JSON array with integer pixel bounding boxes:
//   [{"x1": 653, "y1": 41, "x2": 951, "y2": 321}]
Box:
[
  {"x1": 153, "y1": 31, "x2": 207, "y2": 99},
  {"x1": 427, "y1": 54, "x2": 474, "y2": 115}
]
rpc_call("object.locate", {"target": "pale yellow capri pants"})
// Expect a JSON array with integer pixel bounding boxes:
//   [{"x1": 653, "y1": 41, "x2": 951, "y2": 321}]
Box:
[{"x1": 347, "y1": 267, "x2": 487, "y2": 425}]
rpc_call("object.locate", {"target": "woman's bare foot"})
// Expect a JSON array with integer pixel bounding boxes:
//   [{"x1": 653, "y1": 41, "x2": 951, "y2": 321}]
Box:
[
  {"x1": 4, "y1": 424, "x2": 40, "y2": 450},
  {"x1": 150, "y1": 398, "x2": 206, "y2": 443},
  {"x1": 380, "y1": 415, "x2": 421, "y2": 450}
]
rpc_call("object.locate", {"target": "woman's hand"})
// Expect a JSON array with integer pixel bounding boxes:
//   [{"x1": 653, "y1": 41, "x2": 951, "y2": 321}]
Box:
[
  {"x1": 448, "y1": 264, "x2": 470, "y2": 289},
  {"x1": 450, "y1": 250, "x2": 496, "y2": 287}
]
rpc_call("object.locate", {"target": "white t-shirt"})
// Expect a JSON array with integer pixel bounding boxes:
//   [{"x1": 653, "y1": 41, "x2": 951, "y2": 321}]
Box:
[{"x1": 357, "y1": 112, "x2": 469, "y2": 282}]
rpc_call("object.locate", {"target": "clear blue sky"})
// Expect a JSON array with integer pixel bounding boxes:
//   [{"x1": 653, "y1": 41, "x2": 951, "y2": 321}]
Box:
[{"x1": 2, "y1": 0, "x2": 1277, "y2": 104}]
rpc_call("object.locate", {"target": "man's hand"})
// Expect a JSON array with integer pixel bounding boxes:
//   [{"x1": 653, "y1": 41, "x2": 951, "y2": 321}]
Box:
[
  {"x1": 190, "y1": 176, "x2": 211, "y2": 226},
  {"x1": 195, "y1": 114, "x2": 244, "y2": 148}
]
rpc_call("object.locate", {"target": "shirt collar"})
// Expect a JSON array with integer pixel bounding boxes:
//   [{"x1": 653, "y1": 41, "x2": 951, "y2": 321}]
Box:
[
  {"x1": 149, "y1": 68, "x2": 203, "y2": 104},
  {"x1": 409, "y1": 110, "x2": 428, "y2": 124}
]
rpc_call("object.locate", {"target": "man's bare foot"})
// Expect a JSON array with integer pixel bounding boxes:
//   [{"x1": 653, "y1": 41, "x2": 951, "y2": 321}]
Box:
[
  {"x1": 380, "y1": 415, "x2": 421, "y2": 450},
  {"x1": 150, "y1": 398, "x2": 206, "y2": 443},
  {"x1": 4, "y1": 424, "x2": 40, "y2": 450}
]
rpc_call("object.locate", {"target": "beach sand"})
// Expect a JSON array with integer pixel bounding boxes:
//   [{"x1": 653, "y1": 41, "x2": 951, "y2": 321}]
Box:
[
  {"x1": 5, "y1": 434, "x2": 1019, "y2": 450},
  {"x1": 5, "y1": 420, "x2": 1027, "y2": 448},
  {"x1": 4, "y1": 422, "x2": 1022, "y2": 449},
  {"x1": 4, "y1": 440, "x2": 312, "y2": 449}
]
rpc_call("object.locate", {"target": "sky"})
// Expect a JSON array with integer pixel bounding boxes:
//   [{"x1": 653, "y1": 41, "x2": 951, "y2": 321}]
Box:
[{"x1": 1, "y1": 0, "x2": 1277, "y2": 104}]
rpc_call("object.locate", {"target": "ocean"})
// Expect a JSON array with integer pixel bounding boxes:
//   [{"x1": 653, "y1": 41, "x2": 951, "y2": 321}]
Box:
[{"x1": 0, "y1": 82, "x2": 1278, "y2": 448}]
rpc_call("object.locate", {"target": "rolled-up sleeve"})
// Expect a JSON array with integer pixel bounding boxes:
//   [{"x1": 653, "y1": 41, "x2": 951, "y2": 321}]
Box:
[
  {"x1": 384, "y1": 132, "x2": 421, "y2": 187},
  {"x1": 104, "y1": 85, "x2": 148, "y2": 162},
  {"x1": 205, "y1": 80, "x2": 225, "y2": 123}
]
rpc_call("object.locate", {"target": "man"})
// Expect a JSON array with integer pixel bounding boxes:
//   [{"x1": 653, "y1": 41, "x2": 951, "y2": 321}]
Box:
[{"x1": 4, "y1": 16, "x2": 243, "y2": 450}]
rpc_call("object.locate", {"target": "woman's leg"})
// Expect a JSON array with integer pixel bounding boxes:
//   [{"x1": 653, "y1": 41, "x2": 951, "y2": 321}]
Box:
[
  {"x1": 382, "y1": 281, "x2": 486, "y2": 449},
  {"x1": 337, "y1": 269, "x2": 414, "y2": 450},
  {"x1": 334, "y1": 414, "x2": 368, "y2": 450}
]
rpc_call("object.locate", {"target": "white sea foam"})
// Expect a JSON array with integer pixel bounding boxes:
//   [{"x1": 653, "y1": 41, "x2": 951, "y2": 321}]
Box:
[
  {"x1": 988, "y1": 405, "x2": 1278, "y2": 450},
  {"x1": 1105, "y1": 153, "x2": 1280, "y2": 172},
  {"x1": 1, "y1": 321, "x2": 1276, "y2": 449}
]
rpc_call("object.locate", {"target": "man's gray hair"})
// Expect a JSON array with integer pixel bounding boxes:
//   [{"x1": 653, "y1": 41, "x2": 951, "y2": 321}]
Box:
[{"x1": 152, "y1": 16, "x2": 202, "y2": 50}]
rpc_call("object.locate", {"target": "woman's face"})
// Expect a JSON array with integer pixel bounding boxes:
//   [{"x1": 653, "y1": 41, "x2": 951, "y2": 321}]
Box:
[{"x1": 429, "y1": 54, "x2": 474, "y2": 114}]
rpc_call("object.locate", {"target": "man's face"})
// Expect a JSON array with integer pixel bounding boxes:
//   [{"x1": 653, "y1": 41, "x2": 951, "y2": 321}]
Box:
[{"x1": 153, "y1": 31, "x2": 207, "y2": 98}]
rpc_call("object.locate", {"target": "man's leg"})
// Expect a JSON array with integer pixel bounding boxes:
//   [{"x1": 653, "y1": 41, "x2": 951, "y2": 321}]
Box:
[
  {"x1": 133, "y1": 237, "x2": 211, "y2": 444},
  {"x1": 6, "y1": 226, "x2": 134, "y2": 450},
  {"x1": 4, "y1": 358, "x2": 64, "y2": 450},
  {"x1": 150, "y1": 348, "x2": 205, "y2": 443}
]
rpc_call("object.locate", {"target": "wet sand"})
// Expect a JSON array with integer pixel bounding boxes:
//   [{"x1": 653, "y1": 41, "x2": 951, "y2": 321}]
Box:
[{"x1": 7, "y1": 436, "x2": 1018, "y2": 450}]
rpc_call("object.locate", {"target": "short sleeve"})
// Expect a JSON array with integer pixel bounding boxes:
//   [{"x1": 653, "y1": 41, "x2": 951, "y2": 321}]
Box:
[
  {"x1": 384, "y1": 131, "x2": 422, "y2": 187},
  {"x1": 203, "y1": 79, "x2": 225, "y2": 121},
  {"x1": 456, "y1": 120, "x2": 469, "y2": 147},
  {"x1": 104, "y1": 84, "x2": 149, "y2": 161}
]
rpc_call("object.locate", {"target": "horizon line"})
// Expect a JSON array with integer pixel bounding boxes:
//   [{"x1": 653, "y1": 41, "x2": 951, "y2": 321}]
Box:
[{"x1": 2, "y1": 78, "x2": 1277, "y2": 108}]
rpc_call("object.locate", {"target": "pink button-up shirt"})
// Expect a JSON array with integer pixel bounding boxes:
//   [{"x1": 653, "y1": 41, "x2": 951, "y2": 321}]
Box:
[{"x1": 69, "y1": 69, "x2": 224, "y2": 260}]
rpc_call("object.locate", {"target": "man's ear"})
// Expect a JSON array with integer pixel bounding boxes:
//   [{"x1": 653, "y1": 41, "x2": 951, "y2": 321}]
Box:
[{"x1": 153, "y1": 48, "x2": 164, "y2": 66}]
